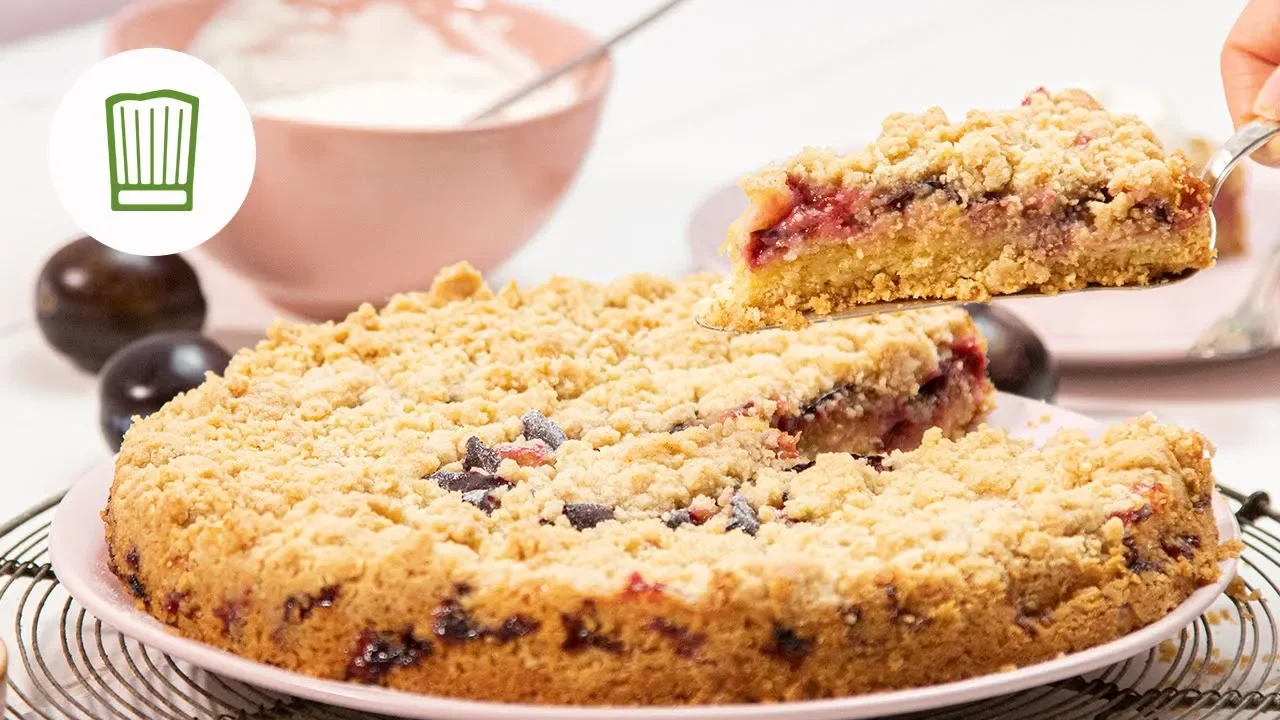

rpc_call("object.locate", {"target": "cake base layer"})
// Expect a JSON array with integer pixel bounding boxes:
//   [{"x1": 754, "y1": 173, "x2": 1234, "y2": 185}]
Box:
[
  {"x1": 110, "y1": 418, "x2": 1226, "y2": 706},
  {"x1": 703, "y1": 218, "x2": 1214, "y2": 331}
]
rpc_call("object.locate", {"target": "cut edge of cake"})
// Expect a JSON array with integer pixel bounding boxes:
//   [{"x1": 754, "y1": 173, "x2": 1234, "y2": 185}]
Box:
[{"x1": 702, "y1": 88, "x2": 1216, "y2": 332}]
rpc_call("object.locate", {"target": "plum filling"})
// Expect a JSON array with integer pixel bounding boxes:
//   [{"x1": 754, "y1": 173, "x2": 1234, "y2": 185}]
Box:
[
  {"x1": 431, "y1": 596, "x2": 541, "y2": 645},
  {"x1": 1111, "y1": 504, "x2": 1154, "y2": 527},
  {"x1": 1013, "y1": 607, "x2": 1051, "y2": 637},
  {"x1": 494, "y1": 441, "x2": 552, "y2": 467},
  {"x1": 761, "y1": 625, "x2": 814, "y2": 668},
  {"x1": 463, "y1": 436, "x2": 501, "y2": 473},
  {"x1": 648, "y1": 618, "x2": 706, "y2": 658},
  {"x1": 562, "y1": 603, "x2": 623, "y2": 653},
  {"x1": 623, "y1": 572, "x2": 666, "y2": 599},
  {"x1": 433, "y1": 599, "x2": 483, "y2": 643},
  {"x1": 1123, "y1": 536, "x2": 1163, "y2": 574},
  {"x1": 745, "y1": 175, "x2": 1206, "y2": 268},
  {"x1": 492, "y1": 616, "x2": 541, "y2": 642},
  {"x1": 664, "y1": 505, "x2": 716, "y2": 528},
  {"x1": 162, "y1": 591, "x2": 186, "y2": 617},
  {"x1": 884, "y1": 584, "x2": 927, "y2": 630},
  {"x1": 565, "y1": 503, "x2": 615, "y2": 530},
  {"x1": 345, "y1": 628, "x2": 432, "y2": 684},
  {"x1": 126, "y1": 576, "x2": 150, "y2": 609},
  {"x1": 214, "y1": 595, "x2": 251, "y2": 639},
  {"x1": 725, "y1": 493, "x2": 761, "y2": 536},
  {"x1": 115, "y1": 548, "x2": 152, "y2": 608},
  {"x1": 773, "y1": 338, "x2": 988, "y2": 455},
  {"x1": 284, "y1": 585, "x2": 339, "y2": 623},
  {"x1": 1162, "y1": 534, "x2": 1201, "y2": 560}
]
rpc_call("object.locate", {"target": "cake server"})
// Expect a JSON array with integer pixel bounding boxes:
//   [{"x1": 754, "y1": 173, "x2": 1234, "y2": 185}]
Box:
[{"x1": 697, "y1": 119, "x2": 1280, "y2": 333}]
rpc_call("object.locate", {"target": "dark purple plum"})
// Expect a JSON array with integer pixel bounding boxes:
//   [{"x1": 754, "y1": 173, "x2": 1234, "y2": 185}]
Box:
[
  {"x1": 99, "y1": 332, "x2": 231, "y2": 451},
  {"x1": 36, "y1": 237, "x2": 207, "y2": 372}
]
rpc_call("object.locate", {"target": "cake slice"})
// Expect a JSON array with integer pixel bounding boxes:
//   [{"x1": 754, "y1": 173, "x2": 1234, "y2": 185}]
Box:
[{"x1": 702, "y1": 88, "x2": 1216, "y2": 331}]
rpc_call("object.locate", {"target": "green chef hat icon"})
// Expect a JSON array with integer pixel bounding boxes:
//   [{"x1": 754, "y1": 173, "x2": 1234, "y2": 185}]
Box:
[{"x1": 105, "y1": 90, "x2": 199, "y2": 211}]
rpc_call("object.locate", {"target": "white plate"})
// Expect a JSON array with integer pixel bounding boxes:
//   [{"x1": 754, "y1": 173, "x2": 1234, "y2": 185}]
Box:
[
  {"x1": 50, "y1": 394, "x2": 1239, "y2": 720},
  {"x1": 686, "y1": 166, "x2": 1280, "y2": 367}
]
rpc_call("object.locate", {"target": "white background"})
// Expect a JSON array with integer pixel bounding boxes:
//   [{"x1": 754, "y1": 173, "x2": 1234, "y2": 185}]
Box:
[{"x1": 1, "y1": 0, "x2": 1277, "y2": 520}]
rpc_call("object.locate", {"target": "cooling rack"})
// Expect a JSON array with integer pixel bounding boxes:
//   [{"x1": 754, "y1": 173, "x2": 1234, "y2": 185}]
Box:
[{"x1": 2, "y1": 486, "x2": 1278, "y2": 720}]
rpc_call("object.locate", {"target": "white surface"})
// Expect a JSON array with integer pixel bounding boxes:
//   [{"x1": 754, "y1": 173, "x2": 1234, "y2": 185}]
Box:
[
  {"x1": 685, "y1": 160, "x2": 1280, "y2": 365},
  {"x1": 48, "y1": 393, "x2": 1242, "y2": 720},
  {"x1": 190, "y1": 0, "x2": 579, "y2": 127}
]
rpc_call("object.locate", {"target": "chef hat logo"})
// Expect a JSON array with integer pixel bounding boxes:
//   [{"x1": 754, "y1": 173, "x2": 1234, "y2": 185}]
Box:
[
  {"x1": 48, "y1": 48, "x2": 255, "y2": 256},
  {"x1": 105, "y1": 90, "x2": 199, "y2": 212}
]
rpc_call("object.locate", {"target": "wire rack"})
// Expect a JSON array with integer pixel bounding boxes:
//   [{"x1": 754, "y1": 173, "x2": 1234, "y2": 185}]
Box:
[{"x1": 2, "y1": 486, "x2": 1279, "y2": 720}]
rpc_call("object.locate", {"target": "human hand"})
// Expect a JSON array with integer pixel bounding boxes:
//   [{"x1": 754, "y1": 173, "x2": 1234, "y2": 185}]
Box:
[{"x1": 1223, "y1": 0, "x2": 1280, "y2": 165}]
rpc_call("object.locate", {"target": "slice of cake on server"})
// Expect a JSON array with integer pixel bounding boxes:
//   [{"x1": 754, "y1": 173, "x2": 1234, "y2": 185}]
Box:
[{"x1": 701, "y1": 88, "x2": 1216, "y2": 331}]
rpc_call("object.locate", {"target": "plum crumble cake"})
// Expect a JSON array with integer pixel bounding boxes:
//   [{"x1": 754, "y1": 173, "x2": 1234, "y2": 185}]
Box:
[
  {"x1": 103, "y1": 263, "x2": 1229, "y2": 706},
  {"x1": 702, "y1": 88, "x2": 1217, "y2": 331}
]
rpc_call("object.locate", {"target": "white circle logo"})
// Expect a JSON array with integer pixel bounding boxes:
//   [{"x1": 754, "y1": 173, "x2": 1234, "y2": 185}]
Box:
[{"x1": 49, "y1": 48, "x2": 255, "y2": 256}]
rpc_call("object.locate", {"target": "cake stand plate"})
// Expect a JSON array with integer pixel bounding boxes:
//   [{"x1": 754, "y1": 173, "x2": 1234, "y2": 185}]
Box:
[{"x1": 49, "y1": 393, "x2": 1240, "y2": 720}]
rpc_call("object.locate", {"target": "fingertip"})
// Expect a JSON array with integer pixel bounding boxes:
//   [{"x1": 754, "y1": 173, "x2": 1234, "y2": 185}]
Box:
[{"x1": 1222, "y1": 46, "x2": 1275, "y2": 128}]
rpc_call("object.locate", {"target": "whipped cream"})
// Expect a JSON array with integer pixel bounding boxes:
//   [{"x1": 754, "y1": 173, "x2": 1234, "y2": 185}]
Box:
[{"x1": 188, "y1": 0, "x2": 580, "y2": 128}]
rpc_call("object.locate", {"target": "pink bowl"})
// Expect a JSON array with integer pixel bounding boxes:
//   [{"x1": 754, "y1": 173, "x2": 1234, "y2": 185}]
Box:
[{"x1": 107, "y1": 0, "x2": 611, "y2": 320}]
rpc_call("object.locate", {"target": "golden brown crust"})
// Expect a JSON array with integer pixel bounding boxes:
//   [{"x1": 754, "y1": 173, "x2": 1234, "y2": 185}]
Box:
[
  {"x1": 102, "y1": 264, "x2": 1227, "y2": 705},
  {"x1": 704, "y1": 88, "x2": 1216, "y2": 332}
]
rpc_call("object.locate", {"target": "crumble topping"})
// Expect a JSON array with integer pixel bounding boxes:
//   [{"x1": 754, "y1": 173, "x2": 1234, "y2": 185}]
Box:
[
  {"x1": 741, "y1": 88, "x2": 1206, "y2": 217},
  {"x1": 110, "y1": 263, "x2": 991, "y2": 591}
]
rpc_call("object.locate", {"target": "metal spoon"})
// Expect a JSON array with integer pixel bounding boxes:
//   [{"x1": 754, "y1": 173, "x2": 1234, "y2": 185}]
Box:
[
  {"x1": 467, "y1": 0, "x2": 690, "y2": 124},
  {"x1": 695, "y1": 119, "x2": 1280, "y2": 334}
]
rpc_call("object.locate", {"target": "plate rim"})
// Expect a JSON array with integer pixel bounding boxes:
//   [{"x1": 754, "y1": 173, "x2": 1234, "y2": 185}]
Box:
[{"x1": 51, "y1": 394, "x2": 1242, "y2": 720}]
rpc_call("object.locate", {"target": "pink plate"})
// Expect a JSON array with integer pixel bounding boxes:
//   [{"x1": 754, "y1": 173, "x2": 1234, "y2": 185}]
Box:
[
  {"x1": 687, "y1": 166, "x2": 1280, "y2": 367},
  {"x1": 50, "y1": 394, "x2": 1239, "y2": 720}
]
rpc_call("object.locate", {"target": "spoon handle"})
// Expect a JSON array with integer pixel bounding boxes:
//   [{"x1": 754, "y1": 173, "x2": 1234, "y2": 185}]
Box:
[
  {"x1": 1201, "y1": 119, "x2": 1280, "y2": 198},
  {"x1": 468, "y1": 0, "x2": 691, "y2": 123}
]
